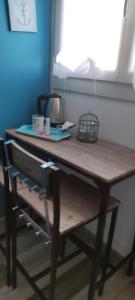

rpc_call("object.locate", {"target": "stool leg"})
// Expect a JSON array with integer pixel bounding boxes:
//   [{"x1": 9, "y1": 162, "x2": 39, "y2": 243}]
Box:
[
  {"x1": 98, "y1": 207, "x2": 118, "y2": 296},
  {"x1": 48, "y1": 169, "x2": 60, "y2": 300},
  {"x1": 87, "y1": 183, "x2": 110, "y2": 300},
  {"x1": 127, "y1": 235, "x2": 135, "y2": 276},
  {"x1": 11, "y1": 206, "x2": 17, "y2": 289},
  {"x1": 48, "y1": 235, "x2": 60, "y2": 300},
  {"x1": 4, "y1": 170, "x2": 12, "y2": 287},
  {"x1": 5, "y1": 191, "x2": 11, "y2": 287}
]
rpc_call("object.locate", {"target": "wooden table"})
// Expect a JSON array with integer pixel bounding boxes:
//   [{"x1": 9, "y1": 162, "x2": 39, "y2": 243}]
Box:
[
  {"x1": 6, "y1": 129, "x2": 135, "y2": 300},
  {"x1": 6, "y1": 129, "x2": 135, "y2": 183}
]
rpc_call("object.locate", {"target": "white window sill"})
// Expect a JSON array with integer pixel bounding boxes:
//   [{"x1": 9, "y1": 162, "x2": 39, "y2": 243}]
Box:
[{"x1": 52, "y1": 77, "x2": 135, "y2": 102}]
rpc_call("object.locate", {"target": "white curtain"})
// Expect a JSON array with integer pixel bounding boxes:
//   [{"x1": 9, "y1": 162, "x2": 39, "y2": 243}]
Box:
[
  {"x1": 133, "y1": 67, "x2": 135, "y2": 89},
  {"x1": 53, "y1": 0, "x2": 125, "y2": 80}
]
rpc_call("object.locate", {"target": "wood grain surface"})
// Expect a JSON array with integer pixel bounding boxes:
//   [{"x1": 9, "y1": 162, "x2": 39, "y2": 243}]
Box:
[
  {"x1": 6, "y1": 129, "x2": 135, "y2": 183},
  {"x1": 17, "y1": 174, "x2": 120, "y2": 235}
]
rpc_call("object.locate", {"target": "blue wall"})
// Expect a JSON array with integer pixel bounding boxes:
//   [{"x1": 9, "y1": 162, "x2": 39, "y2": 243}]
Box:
[
  {"x1": 0, "y1": 0, "x2": 52, "y2": 136},
  {"x1": 0, "y1": 0, "x2": 52, "y2": 215}
]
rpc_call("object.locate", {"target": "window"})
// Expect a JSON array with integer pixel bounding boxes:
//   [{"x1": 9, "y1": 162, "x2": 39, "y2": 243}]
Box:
[{"x1": 52, "y1": 0, "x2": 135, "y2": 83}]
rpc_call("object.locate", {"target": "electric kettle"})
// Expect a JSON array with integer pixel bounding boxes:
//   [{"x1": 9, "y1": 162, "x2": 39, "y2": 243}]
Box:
[{"x1": 37, "y1": 93, "x2": 64, "y2": 126}]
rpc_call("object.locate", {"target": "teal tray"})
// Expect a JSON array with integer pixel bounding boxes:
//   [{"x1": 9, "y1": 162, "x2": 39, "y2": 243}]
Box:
[{"x1": 16, "y1": 125, "x2": 71, "y2": 142}]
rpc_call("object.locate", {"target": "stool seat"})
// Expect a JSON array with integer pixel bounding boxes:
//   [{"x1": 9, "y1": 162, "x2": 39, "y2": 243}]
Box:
[{"x1": 17, "y1": 174, "x2": 120, "y2": 235}]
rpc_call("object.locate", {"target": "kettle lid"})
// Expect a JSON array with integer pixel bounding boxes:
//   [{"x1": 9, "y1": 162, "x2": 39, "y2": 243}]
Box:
[{"x1": 50, "y1": 93, "x2": 62, "y2": 99}]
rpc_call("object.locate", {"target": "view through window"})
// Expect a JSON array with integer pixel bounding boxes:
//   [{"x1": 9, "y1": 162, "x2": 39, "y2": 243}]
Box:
[{"x1": 54, "y1": 0, "x2": 135, "y2": 83}]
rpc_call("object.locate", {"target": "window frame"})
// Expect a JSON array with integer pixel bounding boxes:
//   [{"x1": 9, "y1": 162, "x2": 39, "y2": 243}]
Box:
[{"x1": 51, "y1": 0, "x2": 135, "y2": 102}]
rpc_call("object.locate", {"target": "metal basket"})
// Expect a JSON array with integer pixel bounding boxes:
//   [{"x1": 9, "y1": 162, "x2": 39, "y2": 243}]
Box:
[{"x1": 77, "y1": 112, "x2": 100, "y2": 143}]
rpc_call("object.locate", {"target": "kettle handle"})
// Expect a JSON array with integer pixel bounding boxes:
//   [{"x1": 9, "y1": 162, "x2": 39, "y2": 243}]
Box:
[{"x1": 37, "y1": 94, "x2": 49, "y2": 116}]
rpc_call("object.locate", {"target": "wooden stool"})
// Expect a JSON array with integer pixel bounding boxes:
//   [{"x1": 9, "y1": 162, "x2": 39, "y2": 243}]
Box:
[{"x1": 3, "y1": 140, "x2": 120, "y2": 300}]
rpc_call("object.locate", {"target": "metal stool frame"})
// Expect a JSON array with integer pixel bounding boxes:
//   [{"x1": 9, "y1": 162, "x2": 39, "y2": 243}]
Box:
[{"x1": 3, "y1": 139, "x2": 120, "y2": 300}]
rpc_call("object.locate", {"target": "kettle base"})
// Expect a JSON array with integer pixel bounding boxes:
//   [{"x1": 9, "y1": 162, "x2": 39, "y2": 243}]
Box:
[{"x1": 51, "y1": 122, "x2": 64, "y2": 128}]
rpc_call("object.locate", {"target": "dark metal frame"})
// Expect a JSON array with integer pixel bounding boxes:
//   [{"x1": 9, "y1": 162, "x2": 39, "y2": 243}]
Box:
[
  {"x1": 4, "y1": 140, "x2": 62, "y2": 300},
  {"x1": 87, "y1": 176, "x2": 135, "y2": 300},
  {"x1": 4, "y1": 134, "x2": 135, "y2": 300},
  {"x1": 0, "y1": 138, "x2": 11, "y2": 287},
  {"x1": 88, "y1": 182, "x2": 113, "y2": 300},
  {"x1": 127, "y1": 234, "x2": 135, "y2": 276}
]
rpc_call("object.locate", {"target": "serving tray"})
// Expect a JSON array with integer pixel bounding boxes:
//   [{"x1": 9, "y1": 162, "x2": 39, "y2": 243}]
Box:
[{"x1": 16, "y1": 125, "x2": 71, "y2": 142}]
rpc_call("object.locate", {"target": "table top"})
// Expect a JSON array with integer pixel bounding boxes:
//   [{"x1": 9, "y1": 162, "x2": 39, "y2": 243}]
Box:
[{"x1": 6, "y1": 129, "x2": 135, "y2": 184}]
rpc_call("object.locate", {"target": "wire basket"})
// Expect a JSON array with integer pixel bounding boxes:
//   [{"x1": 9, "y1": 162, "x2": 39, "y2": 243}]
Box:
[{"x1": 77, "y1": 112, "x2": 100, "y2": 143}]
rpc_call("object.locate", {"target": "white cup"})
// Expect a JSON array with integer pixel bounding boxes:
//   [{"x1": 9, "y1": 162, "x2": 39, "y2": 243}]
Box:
[{"x1": 32, "y1": 114, "x2": 44, "y2": 131}]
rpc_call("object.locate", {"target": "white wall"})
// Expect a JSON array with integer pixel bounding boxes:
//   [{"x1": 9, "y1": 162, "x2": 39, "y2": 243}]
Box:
[
  {"x1": 54, "y1": 88, "x2": 135, "y2": 256},
  {"x1": 51, "y1": 0, "x2": 135, "y2": 258}
]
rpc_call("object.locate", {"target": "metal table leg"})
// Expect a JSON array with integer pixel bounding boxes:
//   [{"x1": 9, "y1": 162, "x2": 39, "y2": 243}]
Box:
[
  {"x1": 127, "y1": 234, "x2": 135, "y2": 276},
  {"x1": 98, "y1": 206, "x2": 118, "y2": 296},
  {"x1": 87, "y1": 182, "x2": 111, "y2": 300}
]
